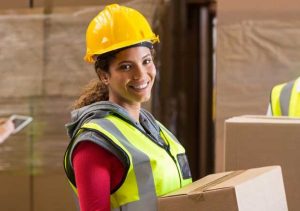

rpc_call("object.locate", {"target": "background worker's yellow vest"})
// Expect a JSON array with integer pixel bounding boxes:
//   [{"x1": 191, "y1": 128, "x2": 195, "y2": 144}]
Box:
[
  {"x1": 271, "y1": 77, "x2": 300, "y2": 116},
  {"x1": 64, "y1": 114, "x2": 192, "y2": 210}
]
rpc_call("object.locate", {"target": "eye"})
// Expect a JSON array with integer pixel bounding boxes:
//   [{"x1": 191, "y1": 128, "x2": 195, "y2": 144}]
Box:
[
  {"x1": 143, "y1": 58, "x2": 152, "y2": 65},
  {"x1": 120, "y1": 64, "x2": 131, "y2": 71}
]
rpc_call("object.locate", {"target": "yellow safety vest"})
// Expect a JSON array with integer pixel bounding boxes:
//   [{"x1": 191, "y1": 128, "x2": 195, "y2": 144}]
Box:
[
  {"x1": 64, "y1": 114, "x2": 192, "y2": 210},
  {"x1": 270, "y1": 77, "x2": 300, "y2": 116}
]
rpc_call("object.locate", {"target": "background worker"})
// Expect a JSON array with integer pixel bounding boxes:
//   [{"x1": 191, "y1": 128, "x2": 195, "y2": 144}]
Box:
[
  {"x1": 63, "y1": 4, "x2": 192, "y2": 211},
  {"x1": 268, "y1": 76, "x2": 300, "y2": 116}
]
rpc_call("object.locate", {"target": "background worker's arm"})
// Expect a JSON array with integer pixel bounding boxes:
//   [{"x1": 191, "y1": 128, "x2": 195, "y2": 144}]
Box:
[{"x1": 0, "y1": 118, "x2": 15, "y2": 144}]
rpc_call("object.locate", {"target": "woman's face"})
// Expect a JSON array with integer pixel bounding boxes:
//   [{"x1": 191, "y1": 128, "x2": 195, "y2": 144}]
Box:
[{"x1": 101, "y1": 46, "x2": 156, "y2": 108}]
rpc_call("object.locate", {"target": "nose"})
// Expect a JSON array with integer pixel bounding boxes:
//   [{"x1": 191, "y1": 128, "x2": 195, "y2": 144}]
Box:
[{"x1": 132, "y1": 65, "x2": 145, "y2": 80}]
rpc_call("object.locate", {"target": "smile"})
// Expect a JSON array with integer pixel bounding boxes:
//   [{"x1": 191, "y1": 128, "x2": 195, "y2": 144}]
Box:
[{"x1": 130, "y1": 82, "x2": 149, "y2": 90}]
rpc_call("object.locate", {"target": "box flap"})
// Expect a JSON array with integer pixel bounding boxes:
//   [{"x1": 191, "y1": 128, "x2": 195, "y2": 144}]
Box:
[
  {"x1": 234, "y1": 166, "x2": 288, "y2": 211},
  {"x1": 210, "y1": 166, "x2": 281, "y2": 190},
  {"x1": 162, "y1": 170, "x2": 246, "y2": 198},
  {"x1": 161, "y1": 171, "x2": 233, "y2": 198}
]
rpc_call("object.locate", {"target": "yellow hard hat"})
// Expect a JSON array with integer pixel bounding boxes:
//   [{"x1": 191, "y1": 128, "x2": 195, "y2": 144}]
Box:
[{"x1": 84, "y1": 4, "x2": 160, "y2": 63}]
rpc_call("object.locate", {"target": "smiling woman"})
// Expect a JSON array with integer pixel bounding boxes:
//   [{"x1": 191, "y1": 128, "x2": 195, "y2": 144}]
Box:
[
  {"x1": 99, "y1": 46, "x2": 156, "y2": 121},
  {"x1": 63, "y1": 4, "x2": 192, "y2": 211}
]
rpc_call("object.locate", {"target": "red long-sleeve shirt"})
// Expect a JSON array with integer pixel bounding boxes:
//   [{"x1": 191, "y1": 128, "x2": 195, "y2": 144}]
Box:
[{"x1": 72, "y1": 141, "x2": 125, "y2": 211}]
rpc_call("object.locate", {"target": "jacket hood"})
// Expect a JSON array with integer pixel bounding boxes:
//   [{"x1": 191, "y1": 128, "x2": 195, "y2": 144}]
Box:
[{"x1": 65, "y1": 101, "x2": 133, "y2": 139}]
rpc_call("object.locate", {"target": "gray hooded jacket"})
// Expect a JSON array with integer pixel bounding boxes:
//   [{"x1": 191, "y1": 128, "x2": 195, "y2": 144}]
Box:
[{"x1": 64, "y1": 101, "x2": 169, "y2": 176}]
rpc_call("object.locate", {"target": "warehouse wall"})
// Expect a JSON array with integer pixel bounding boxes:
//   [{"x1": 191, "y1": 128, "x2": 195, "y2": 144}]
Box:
[
  {"x1": 0, "y1": 1, "x2": 161, "y2": 210},
  {"x1": 216, "y1": 0, "x2": 300, "y2": 171}
]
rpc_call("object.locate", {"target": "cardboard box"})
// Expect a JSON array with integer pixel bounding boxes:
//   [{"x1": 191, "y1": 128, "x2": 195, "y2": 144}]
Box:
[
  {"x1": 225, "y1": 115, "x2": 300, "y2": 211},
  {"x1": 215, "y1": 0, "x2": 300, "y2": 173},
  {"x1": 158, "y1": 166, "x2": 287, "y2": 211}
]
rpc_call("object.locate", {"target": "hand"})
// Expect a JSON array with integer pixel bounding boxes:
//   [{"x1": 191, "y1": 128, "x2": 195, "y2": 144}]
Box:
[{"x1": 0, "y1": 118, "x2": 15, "y2": 144}]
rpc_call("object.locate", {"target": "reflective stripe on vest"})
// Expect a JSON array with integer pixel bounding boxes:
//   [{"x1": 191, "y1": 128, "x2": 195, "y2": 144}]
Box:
[
  {"x1": 271, "y1": 77, "x2": 300, "y2": 116},
  {"x1": 65, "y1": 114, "x2": 192, "y2": 210}
]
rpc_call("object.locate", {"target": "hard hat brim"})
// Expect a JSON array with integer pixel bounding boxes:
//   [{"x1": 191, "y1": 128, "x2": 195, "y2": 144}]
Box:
[{"x1": 84, "y1": 36, "x2": 159, "y2": 63}]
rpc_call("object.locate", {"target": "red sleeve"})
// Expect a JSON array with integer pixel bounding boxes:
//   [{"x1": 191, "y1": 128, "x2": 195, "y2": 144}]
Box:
[{"x1": 72, "y1": 141, "x2": 125, "y2": 211}]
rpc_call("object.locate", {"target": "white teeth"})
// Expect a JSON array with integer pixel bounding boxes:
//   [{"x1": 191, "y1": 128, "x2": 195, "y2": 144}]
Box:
[{"x1": 133, "y1": 83, "x2": 147, "y2": 89}]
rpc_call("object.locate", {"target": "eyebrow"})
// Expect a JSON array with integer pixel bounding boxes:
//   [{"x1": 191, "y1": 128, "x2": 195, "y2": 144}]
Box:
[
  {"x1": 117, "y1": 53, "x2": 152, "y2": 65},
  {"x1": 142, "y1": 53, "x2": 151, "y2": 59}
]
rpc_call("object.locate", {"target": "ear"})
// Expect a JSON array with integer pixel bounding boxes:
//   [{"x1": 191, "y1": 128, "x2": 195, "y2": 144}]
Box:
[{"x1": 98, "y1": 71, "x2": 109, "y2": 85}]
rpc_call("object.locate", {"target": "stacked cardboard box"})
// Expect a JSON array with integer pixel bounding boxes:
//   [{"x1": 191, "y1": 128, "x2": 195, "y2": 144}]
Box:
[
  {"x1": 158, "y1": 166, "x2": 287, "y2": 211},
  {"x1": 225, "y1": 115, "x2": 300, "y2": 211}
]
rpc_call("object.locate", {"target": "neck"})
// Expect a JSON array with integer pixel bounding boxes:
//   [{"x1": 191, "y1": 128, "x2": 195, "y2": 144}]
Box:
[
  {"x1": 124, "y1": 104, "x2": 140, "y2": 122},
  {"x1": 109, "y1": 99, "x2": 141, "y2": 122}
]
